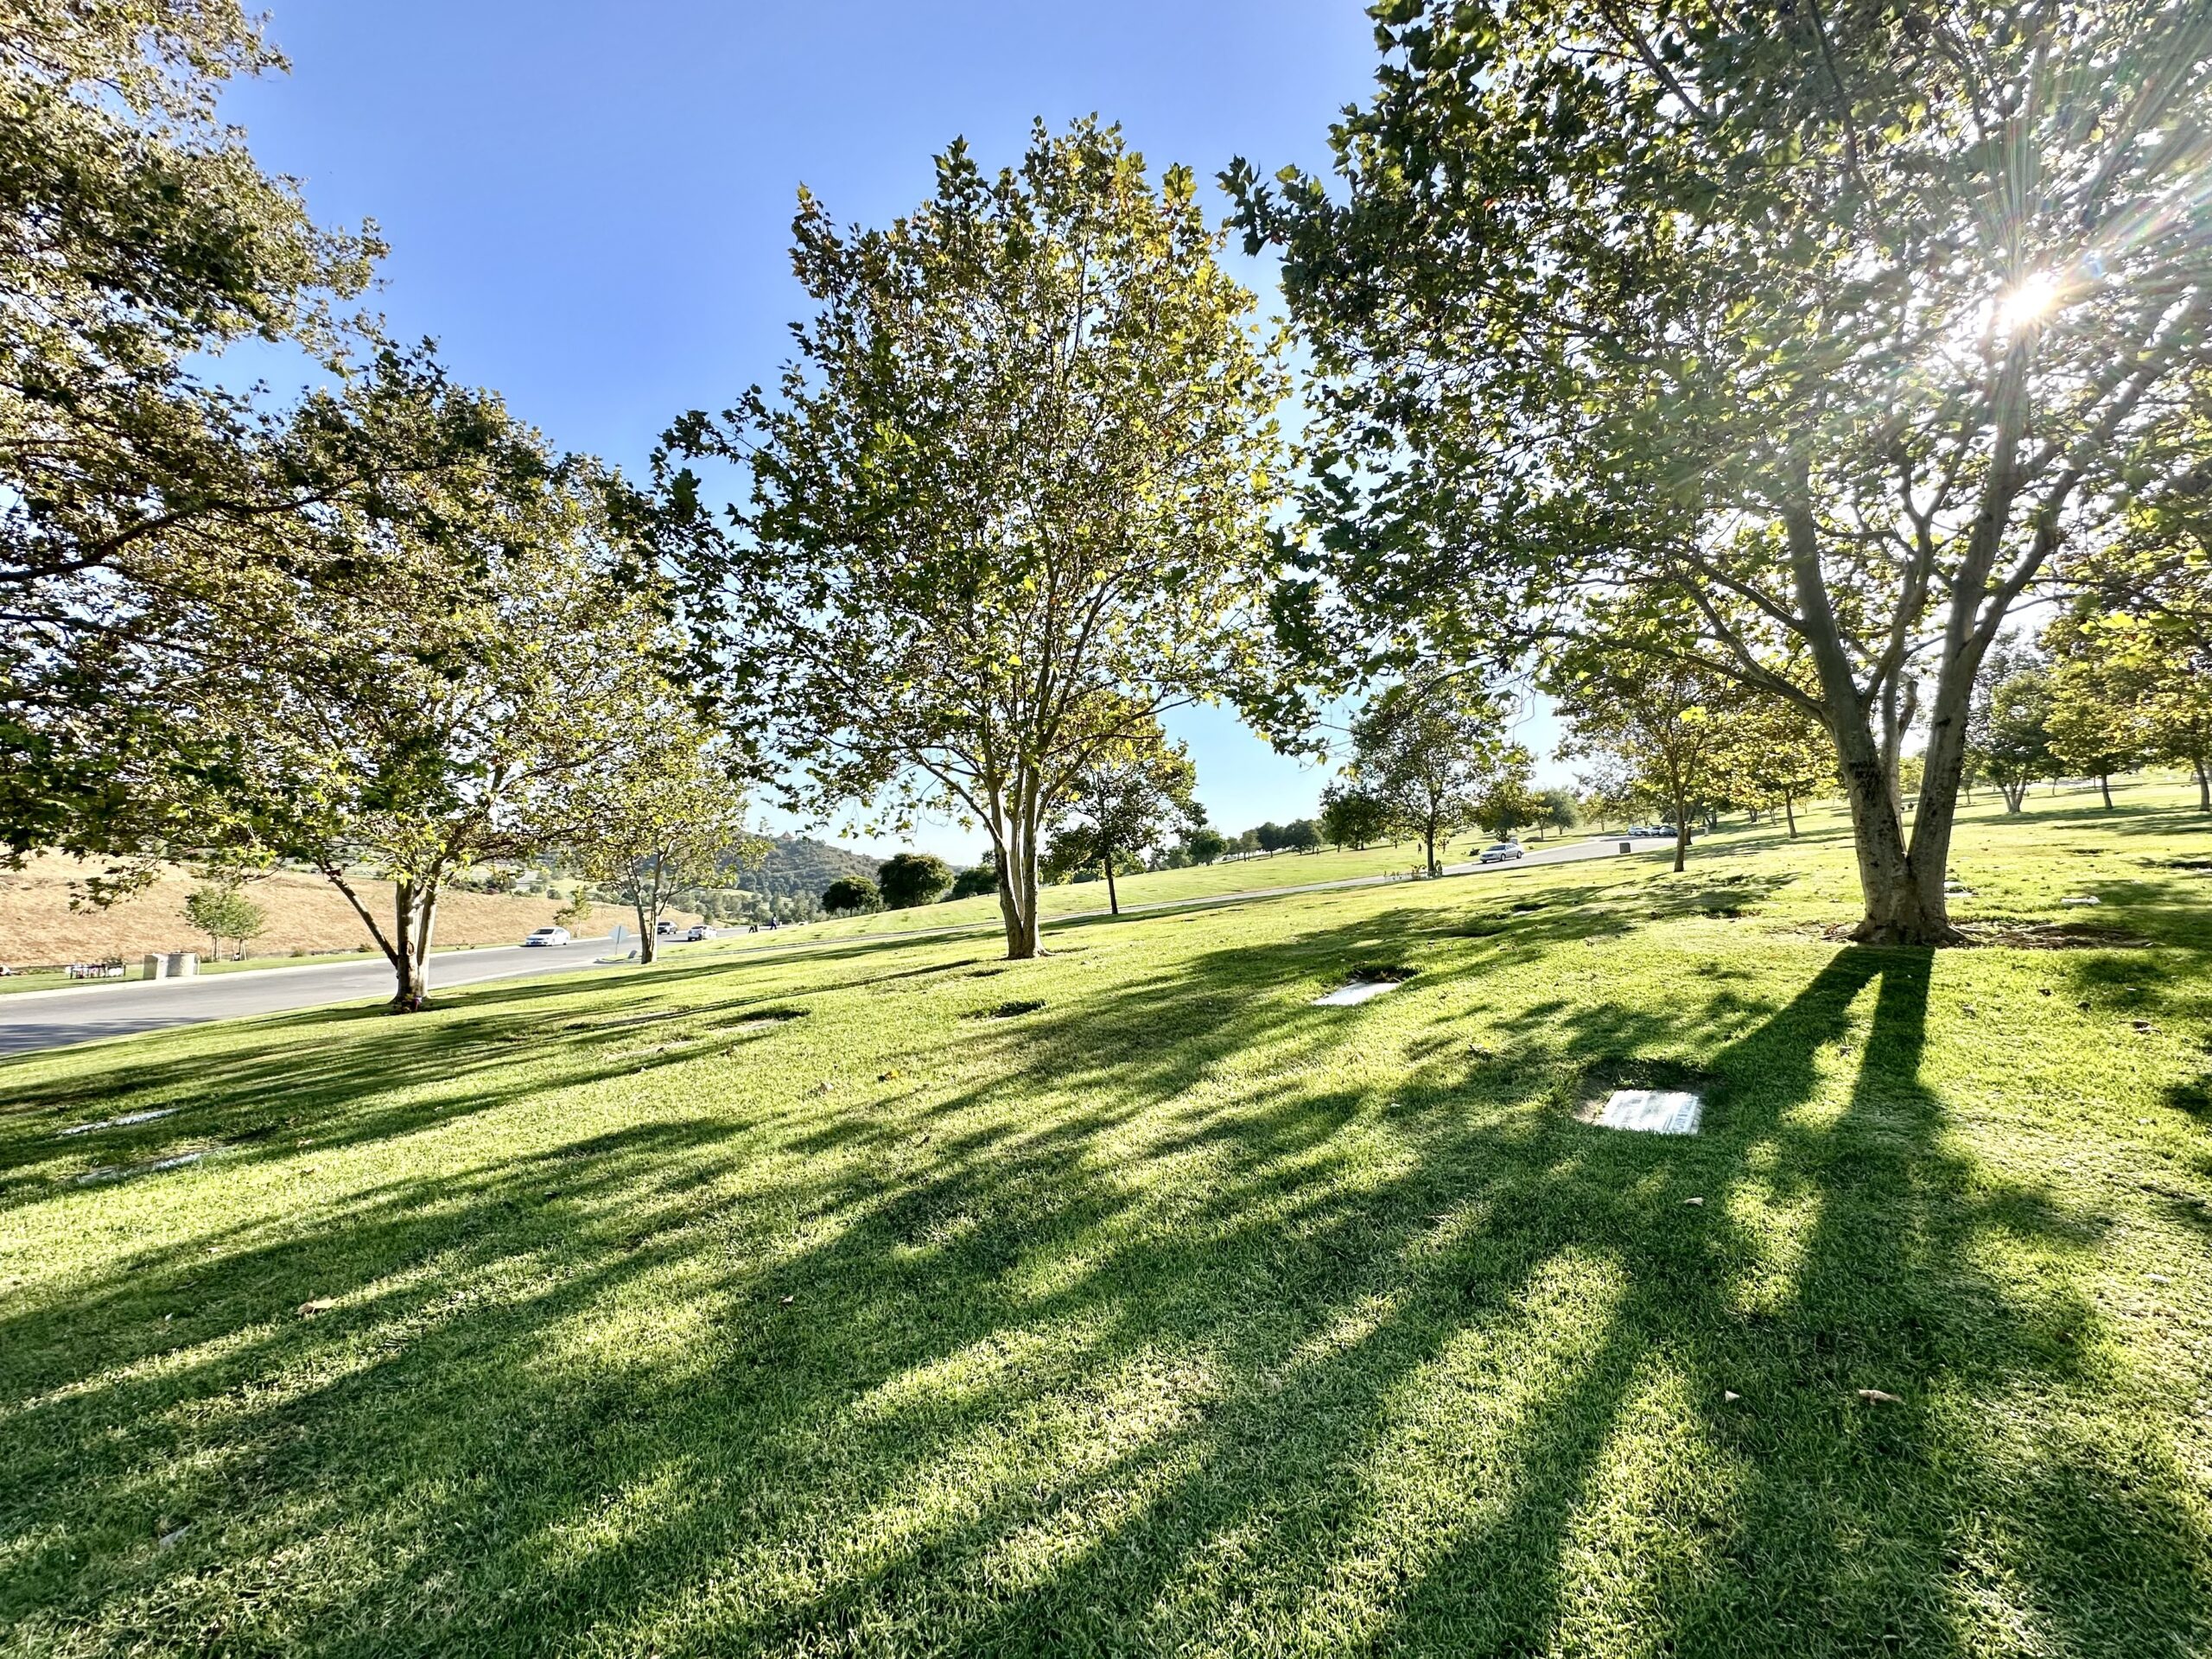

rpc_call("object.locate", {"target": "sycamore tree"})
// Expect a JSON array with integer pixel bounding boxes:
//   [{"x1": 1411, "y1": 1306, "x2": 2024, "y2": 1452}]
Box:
[
  {"x1": 181, "y1": 880, "x2": 265, "y2": 961},
  {"x1": 822, "y1": 876, "x2": 879, "y2": 918},
  {"x1": 0, "y1": 6, "x2": 529, "y2": 858},
  {"x1": 174, "y1": 437, "x2": 664, "y2": 1010},
  {"x1": 1554, "y1": 661, "x2": 1740, "y2": 874},
  {"x1": 2044, "y1": 611, "x2": 2156, "y2": 810},
  {"x1": 1973, "y1": 666, "x2": 2059, "y2": 814},
  {"x1": 658, "y1": 120, "x2": 1285, "y2": 959},
  {"x1": 2066, "y1": 448, "x2": 2212, "y2": 811},
  {"x1": 1714, "y1": 698, "x2": 1833, "y2": 839},
  {"x1": 1181, "y1": 827, "x2": 1229, "y2": 866},
  {"x1": 1232, "y1": 3, "x2": 2212, "y2": 944},
  {"x1": 1347, "y1": 677, "x2": 1523, "y2": 877},
  {"x1": 1043, "y1": 719, "x2": 1201, "y2": 916},
  {"x1": 567, "y1": 711, "x2": 760, "y2": 965}
]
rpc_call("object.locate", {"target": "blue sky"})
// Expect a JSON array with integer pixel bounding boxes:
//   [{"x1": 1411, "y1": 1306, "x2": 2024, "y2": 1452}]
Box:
[{"x1": 225, "y1": 1, "x2": 1562, "y2": 862}]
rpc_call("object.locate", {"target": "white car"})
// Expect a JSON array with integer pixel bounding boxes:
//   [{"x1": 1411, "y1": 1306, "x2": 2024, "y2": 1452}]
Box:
[
  {"x1": 684, "y1": 925, "x2": 714, "y2": 942},
  {"x1": 1478, "y1": 842, "x2": 1525, "y2": 864},
  {"x1": 523, "y1": 926, "x2": 571, "y2": 947}
]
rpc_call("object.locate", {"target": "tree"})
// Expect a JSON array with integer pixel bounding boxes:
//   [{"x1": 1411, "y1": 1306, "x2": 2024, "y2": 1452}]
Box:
[
  {"x1": 1575, "y1": 760, "x2": 1638, "y2": 836},
  {"x1": 821, "y1": 876, "x2": 880, "y2": 917},
  {"x1": 1713, "y1": 699, "x2": 1832, "y2": 839},
  {"x1": 181, "y1": 880, "x2": 265, "y2": 961},
  {"x1": 1554, "y1": 662, "x2": 1739, "y2": 874},
  {"x1": 878, "y1": 852, "x2": 956, "y2": 910},
  {"x1": 1973, "y1": 669, "x2": 2058, "y2": 814},
  {"x1": 1181, "y1": 827, "x2": 1228, "y2": 866},
  {"x1": 2044, "y1": 626, "x2": 2146, "y2": 810},
  {"x1": 1533, "y1": 788, "x2": 1579, "y2": 842},
  {"x1": 1233, "y1": 829, "x2": 1262, "y2": 859},
  {"x1": 1317, "y1": 785, "x2": 1389, "y2": 850},
  {"x1": 1473, "y1": 772, "x2": 1541, "y2": 842},
  {"x1": 1283, "y1": 817, "x2": 1323, "y2": 854},
  {"x1": 1044, "y1": 723, "x2": 1200, "y2": 915},
  {"x1": 1347, "y1": 677, "x2": 1520, "y2": 877},
  {"x1": 554, "y1": 889, "x2": 595, "y2": 931},
  {"x1": 140, "y1": 433, "x2": 664, "y2": 1010},
  {"x1": 1233, "y1": 4, "x2": 2212, "y2": 944},
  {"x1": 658, "y1": 120, "x2": 1285, "y2": 960},
  {"x1": 2064, "y1": 477, "x2": 2212, "y2": 812},
  {"x1": 948, "y1": 858, "x2": 1001, "y2": 900},
  {"x1": 1254, "y1": 821, "x2": 1288, "y2": 855},
  {"x1": 568, "y1": 712, "x2": 759, "y2": 965}
]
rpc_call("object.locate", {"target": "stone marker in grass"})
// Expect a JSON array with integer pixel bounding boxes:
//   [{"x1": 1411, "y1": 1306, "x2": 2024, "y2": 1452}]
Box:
[
  {"x1": 1313, "y1": 980, "x2": 1402, "y2": 1006},
  {"x1": 1593, "y1": 1089, "x2": 1703, "y2": 1135}
]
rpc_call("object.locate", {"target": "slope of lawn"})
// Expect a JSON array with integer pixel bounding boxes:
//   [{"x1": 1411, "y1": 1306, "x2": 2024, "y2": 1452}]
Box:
[{"x1": 2, "y1": 791, "x2": 2209, "y2": 1656}]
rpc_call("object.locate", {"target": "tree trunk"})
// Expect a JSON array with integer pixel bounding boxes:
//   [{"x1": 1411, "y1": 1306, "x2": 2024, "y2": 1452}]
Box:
[
  {"x1": 995, "y1": 799, "x2": 1043, "y2": 959},
  {"x1": 1422, "y1": 821, "x2": 1439, "y2": 877},
  {"x1": 388, "y1": 880, "x2": 432, "y2": 1012},
  {"x1": 1784, "y1": 488, "x2": 1971, "y2": 946},
  {"x1": 2099, "y1": 772, "x2": 2113, "y2": 810},
  {"x1": 633, "y1": 856, "x2": 661, "y2": 963},
  {"x1": 410, "y1": 889, "x2": 439, "y2": 1007},
  {"x1": 1671, "y1": 798, "x2": 1688, "y2": 874},
  {"x1": 2196, "y1": 755, "x2": 2210, "y2": 814},
  {"x1": 1783, "y1": 790, "x2": 1798, "y2": 839},
  {"x1": 2002, "y1": 780, "x2": 2027, "y2": 812},
  {"x1": 1103, "y1": 837, "x2": 1119, "y2": 916}
]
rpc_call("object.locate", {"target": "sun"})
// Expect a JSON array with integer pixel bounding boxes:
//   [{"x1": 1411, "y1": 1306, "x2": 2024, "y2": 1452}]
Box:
[{"x1": 1993, "y1": 270, "x2": 2063, "y2": 335}]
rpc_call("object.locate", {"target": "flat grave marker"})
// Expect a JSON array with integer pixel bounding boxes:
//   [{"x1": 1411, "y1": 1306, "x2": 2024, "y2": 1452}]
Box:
[
  {"x1": 1312, "y1": 980, "x2": 1402, "y2": 1007},
  {"x1": 1594, "y1": 1089, "x2": 1703, "y2": 1135}
]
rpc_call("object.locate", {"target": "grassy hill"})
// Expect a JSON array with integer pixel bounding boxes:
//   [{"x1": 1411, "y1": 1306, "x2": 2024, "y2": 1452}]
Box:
[
  {"x1": 732, "y1": 836, "x2": 883, "y2": 906},
  {"x1": 0, "y1": 855, "x2": 646, "y2": 971},
  {"x1": 1, "y1": 787, "x2": 2208, "y2": 1655}
]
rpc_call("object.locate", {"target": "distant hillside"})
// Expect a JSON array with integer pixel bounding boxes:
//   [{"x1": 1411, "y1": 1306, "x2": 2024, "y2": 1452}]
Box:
[
  {"x1": 731, "y1": 836, "x2": 883, "y2": 904},
  {"x1": 0, "y1": 855, "x2": 695, "y2": 967}
]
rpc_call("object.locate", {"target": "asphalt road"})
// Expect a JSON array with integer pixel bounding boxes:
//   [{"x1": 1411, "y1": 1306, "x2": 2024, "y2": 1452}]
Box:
[
  {"x1": 0, "y1": 936, "x2": 619, "y2": 1058},
  {"x1": 0, "y1": 835, "x2": 1672, "y2": 1058}
]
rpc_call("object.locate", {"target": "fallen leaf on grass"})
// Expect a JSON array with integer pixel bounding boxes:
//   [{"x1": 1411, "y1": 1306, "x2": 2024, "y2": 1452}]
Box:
[
  {"x1": 779, "y1": 1294, "x2": 794, "y2": 1306},
  {"x1": 1722, "y1": 1390, "x2": 1741, "y2": 1404},
  {"x1": 1856, "y1": 1389, "x2": 1902, "y2": 1405},
  {"x1": 1682, "y1": 1196, "x2": 1704, "y2": 1206},
  {"x1": 297, "y1": 1299, "x2": 336, "y2": 1318}
]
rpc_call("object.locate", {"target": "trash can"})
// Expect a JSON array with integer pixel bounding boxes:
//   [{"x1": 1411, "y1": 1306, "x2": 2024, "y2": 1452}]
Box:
[
  {"x1": 164, "y1": 952, "x2": 199, "y2": 977},
  {"x1": 1618, "y1": 840, "x2": 1632, "y2": 855},
  {"x1": 143, "y1": 953, "x2": 168, "y2": 980}
]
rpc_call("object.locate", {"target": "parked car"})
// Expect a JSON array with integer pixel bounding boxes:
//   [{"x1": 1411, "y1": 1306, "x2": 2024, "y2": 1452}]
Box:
[
  {"x1": 655, "y1": 919, "x2": 677, "y2": 937},
  {"x1": 1478, "y1": 841, "x2": 1526, "y2": 864},
  {"x1": 684, "y1": 925, "x2": 714, "y2": 942},
  {"x1": 523, "y1": 926, "x2": 570, "y2": 947}
]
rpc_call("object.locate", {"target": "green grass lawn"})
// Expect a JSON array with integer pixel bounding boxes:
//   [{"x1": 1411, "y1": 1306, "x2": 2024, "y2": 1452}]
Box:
[{"x1": 3, "y1": 788, "x2": 2209, "y2": 1655}]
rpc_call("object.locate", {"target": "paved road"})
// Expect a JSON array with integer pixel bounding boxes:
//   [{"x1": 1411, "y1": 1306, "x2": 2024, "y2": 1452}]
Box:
[
  {"x1": 0, "y1": 937, "x2": 620, "y2": 1058},
  {"x1": 0, "y1": 836, "x2": 1671, "y2": 1058}
]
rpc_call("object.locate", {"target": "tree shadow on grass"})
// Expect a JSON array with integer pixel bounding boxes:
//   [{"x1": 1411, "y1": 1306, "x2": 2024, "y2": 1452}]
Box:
[{"x1": 0, "y1": 907, "x2": 2204, "y2": 1656}]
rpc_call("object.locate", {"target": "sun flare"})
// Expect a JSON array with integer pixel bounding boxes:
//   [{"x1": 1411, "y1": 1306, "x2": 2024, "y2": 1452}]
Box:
[{"x1": 1994, "y1": 270, "x2": 2063, "y2": 334}]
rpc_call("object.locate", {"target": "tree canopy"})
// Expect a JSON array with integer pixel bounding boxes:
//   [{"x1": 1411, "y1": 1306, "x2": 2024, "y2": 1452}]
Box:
[
  {"x1": 1346, "y1": 677, "x2": 1523, "y2": 876},
  {"x1": 1044, "y1": 720, "x2": 1201, "y2": 914},
  {"x1": 878, "y1": 852, "x2": 957, "y2": 910},
  {"x1": 659, "y1": 118, "x2": 1286, "y2": 958},
  {"x1": 1232, "y1": 1, "x2": 2212, "y2": 943}
]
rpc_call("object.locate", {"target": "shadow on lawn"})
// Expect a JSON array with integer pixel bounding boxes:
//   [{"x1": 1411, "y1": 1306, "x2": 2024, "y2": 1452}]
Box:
[{"x1": 0, "y1": 905, "x2": 2205, "y2": 1656}]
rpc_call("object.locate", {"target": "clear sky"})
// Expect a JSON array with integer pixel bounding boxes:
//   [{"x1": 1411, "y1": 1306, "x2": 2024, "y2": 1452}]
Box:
[{"x1": 224, "y1": 1, "x2": 1562, "y2": 864}]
